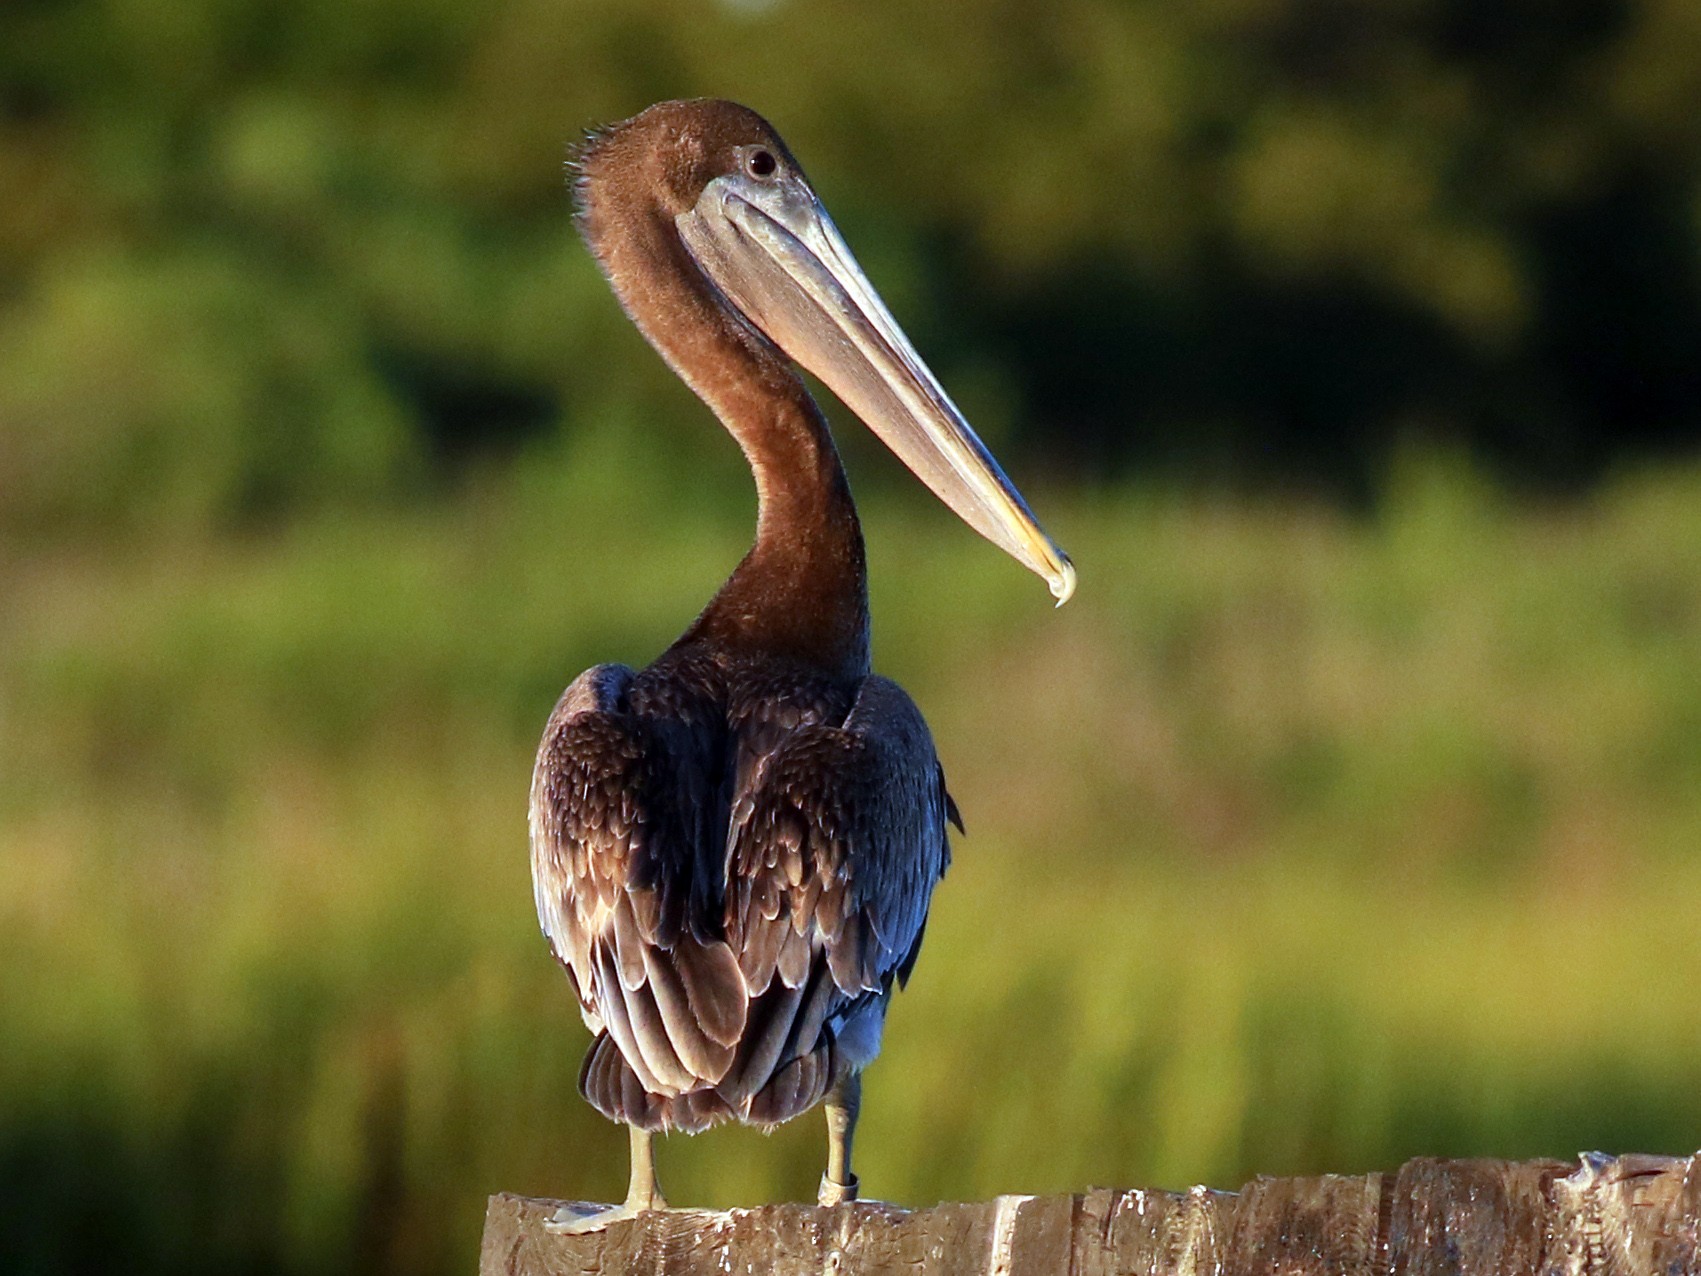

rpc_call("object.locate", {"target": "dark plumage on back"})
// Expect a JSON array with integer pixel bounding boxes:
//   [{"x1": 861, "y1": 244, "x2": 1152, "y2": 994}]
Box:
[{"x1": 531, "y1": 647, "x2": 953, "y2": 1134}]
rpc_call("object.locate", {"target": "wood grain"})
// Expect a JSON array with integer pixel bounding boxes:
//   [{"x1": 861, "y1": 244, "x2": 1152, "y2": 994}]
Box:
[{"x1": 479, "y1": 1152, "x2": 1701, "y2": 1275}]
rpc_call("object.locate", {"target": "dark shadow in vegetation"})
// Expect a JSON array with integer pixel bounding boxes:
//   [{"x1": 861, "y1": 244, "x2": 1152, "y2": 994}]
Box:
[
  {"x1": 0, "y1": 1047, "x2": 414, "y2": 1276},
  {"x1": 1522, "y1": 167, "x2": 1701, "y2": 477},
  {"x1": 957, "y1": 157, "x2": 1701, "y2": 503},
  {"x1": 967, "y1": 261, "x2": 1477, "y2": 506},
  {"x1": 0, "y1": 1099, "x2": 279, "y2": 1276},
  {"x1": 377, "y1": 350, "x2": 559, "y2": 468}
]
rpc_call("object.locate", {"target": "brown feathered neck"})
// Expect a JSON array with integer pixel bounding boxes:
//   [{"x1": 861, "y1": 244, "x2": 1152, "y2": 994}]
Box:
[{"x1": 574, "y1": 102, "x2": 871, "y2": 683}]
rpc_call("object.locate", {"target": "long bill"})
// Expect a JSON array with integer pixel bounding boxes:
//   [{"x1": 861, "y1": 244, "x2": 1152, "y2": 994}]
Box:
[{"x1": 677, "y1": 174, "x2": 1075, "y2": 604}]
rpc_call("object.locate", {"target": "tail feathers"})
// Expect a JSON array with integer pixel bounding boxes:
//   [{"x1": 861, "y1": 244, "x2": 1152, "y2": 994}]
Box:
[
  {"x1": 579, "y1": 1030, "x2": 664, "y2": 1129},
  {"x1": 580, "y1": 1032, "x2": 726, "y2": 1133},
  {"x1": 577, "y1": 1031, "x2": 838, "y2": 1134},
  {"x1": 744, "y1": 1042, "x2": 835, "y2": 1127}
]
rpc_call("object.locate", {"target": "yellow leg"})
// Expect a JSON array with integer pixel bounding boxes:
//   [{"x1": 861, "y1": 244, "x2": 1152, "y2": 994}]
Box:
[
  {"x1": 624, "y1": 1124, "x2": 667, "y2": 1212},
  {"x1": 818, "y1": 1073, "x2": 861, "y2": 1207},
  {"x1": 547, "y1": 1125, "x2": 667, "y2": 1234}
]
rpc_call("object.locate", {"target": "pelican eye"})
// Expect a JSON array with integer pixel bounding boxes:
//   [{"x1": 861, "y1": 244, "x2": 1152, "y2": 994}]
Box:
[{"x1": 745, "y1": 149, "x2": 777, "y2": 179}]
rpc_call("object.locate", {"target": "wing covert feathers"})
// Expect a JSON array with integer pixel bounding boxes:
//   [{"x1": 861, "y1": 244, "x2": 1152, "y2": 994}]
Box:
[
  {"x1": 727, "y1": 676, "x2": 950, "y2": 1000},
  {"x1": 531, "y1": 656, "x2": 953, "y2": 1134}
]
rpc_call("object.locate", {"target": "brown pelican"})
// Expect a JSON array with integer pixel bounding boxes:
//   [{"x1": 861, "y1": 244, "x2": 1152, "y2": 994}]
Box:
[{"x1": 530, "y1": 99, "x2": 1072, "y2": 1230}]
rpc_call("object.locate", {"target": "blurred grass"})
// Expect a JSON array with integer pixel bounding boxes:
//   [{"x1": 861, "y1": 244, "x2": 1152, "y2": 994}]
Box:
[{"x1": 3, "y1": 442, "x2": 1701, "y2": 1275}]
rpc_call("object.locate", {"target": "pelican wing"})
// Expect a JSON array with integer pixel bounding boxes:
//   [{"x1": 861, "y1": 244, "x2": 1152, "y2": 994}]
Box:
[
  {"x1": 529, "y1": 663, "x2": 750, "y2": 1123},
  {"x1": 717, "y1": 675, "x2": 955, "y2": 1118}
]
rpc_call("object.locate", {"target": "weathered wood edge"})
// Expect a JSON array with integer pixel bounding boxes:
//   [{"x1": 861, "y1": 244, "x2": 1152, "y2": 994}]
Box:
[{"x1": 479, "y1": 1151, "x2": 1701, "y2": 1275}]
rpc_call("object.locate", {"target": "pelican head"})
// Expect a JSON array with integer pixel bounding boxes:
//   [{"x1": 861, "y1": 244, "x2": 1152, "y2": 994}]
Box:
[{"x1": 575, "y1": 99, "x2": 1074, "y2": 604}]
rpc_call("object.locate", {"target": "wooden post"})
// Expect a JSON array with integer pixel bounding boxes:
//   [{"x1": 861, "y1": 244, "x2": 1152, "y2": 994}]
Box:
[{"x1": 480, "y1": 1151, "x2": 1700, "y2": 1274}]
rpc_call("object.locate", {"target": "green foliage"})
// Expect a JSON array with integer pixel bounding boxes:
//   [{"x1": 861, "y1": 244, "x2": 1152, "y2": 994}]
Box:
[
  {"x1": 4, "y1": 453, "x2": 1701, "y2": 1274},
  {"x1": 0, "y1": 245, "x2": 414, "y2": 533},
  {"x1": 4, "y1": 0, "x2": 1699, "y2": 526}
]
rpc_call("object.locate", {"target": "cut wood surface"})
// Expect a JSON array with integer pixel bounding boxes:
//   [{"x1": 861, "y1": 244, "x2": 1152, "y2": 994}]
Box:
[{"x1": 480, "y1": 1151, "x2": 1700, "y2": 1275}]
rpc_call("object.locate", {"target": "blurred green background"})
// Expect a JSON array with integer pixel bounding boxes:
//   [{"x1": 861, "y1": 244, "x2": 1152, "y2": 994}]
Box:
[{"x1": 3, "y1": 0, "x2": 1700, "y2": 1273}]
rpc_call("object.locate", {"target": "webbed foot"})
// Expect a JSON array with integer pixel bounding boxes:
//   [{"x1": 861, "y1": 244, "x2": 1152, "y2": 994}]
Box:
[{"x1": 544, "y1": 1197, "x2": 667, "y2": 1235}]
